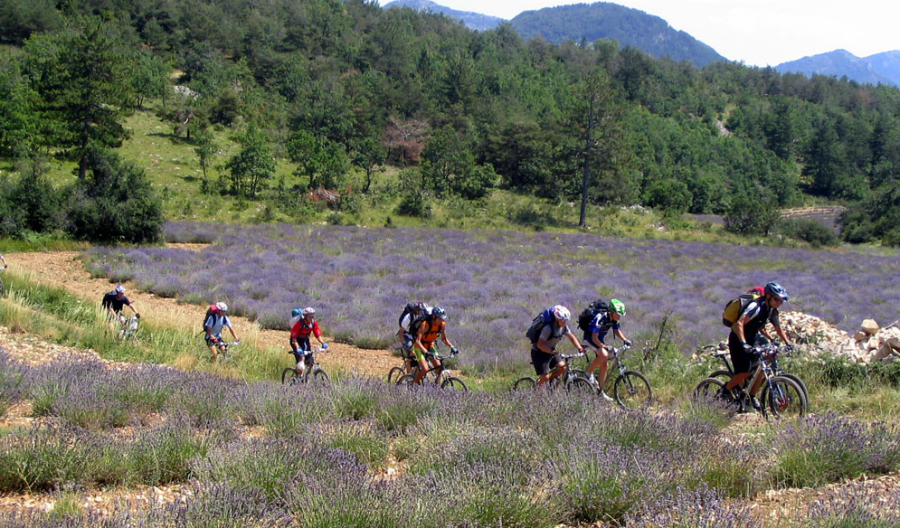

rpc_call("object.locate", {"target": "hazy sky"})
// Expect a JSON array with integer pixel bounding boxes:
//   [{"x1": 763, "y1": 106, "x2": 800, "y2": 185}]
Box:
[{"x1": 381, "y1": 0, "x2": 900, "y2": 67}]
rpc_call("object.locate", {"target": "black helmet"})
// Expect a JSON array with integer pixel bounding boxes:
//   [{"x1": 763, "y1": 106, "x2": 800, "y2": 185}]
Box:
[{"x1": 764, "y1": 282, "x2": 789, "y2": 302}]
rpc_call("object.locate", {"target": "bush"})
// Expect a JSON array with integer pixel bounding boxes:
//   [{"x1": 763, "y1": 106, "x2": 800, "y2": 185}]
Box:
[
  {"x1": 65, "y1": 149, "x2": 164, "y2": 244},
  {"x1": 777, "y1": 218, "x2": 840, "y2": 247}
]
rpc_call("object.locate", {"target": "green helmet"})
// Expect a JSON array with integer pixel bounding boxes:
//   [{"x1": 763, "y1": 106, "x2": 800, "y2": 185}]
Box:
[{"x1": 609, "y1": 299, "x2": 626, "y2": 316}]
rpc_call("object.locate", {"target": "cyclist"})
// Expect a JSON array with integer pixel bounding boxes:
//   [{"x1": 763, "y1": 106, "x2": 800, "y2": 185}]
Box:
[
  {"x1": 582, "y1": 299, "x2": 632, "y2": 402},
  {"x1": 532, "y1": 305, "x2": 585, "y2": 386},
  {"x1": 397, "y1": 301, "x2": 430, "y2": 350},
  {"x1": 204, "y1": 302, "x2": 240, "y2": 359},
  {"x1": 723, "y1": 282, "x2": 793, "y2": 409},
  {"x1": 412, "y1": 306, "x2": 456, "y2": 384},
  {"x1": 289, "y1": 307, "x2": 328, "y2": 374},
  {"x1": 102, "y1": 285, "x2": 140, "y2": 332}
]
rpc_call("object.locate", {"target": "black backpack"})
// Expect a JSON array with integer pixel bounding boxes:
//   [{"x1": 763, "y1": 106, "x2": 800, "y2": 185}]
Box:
[
  {"x1": 577, "y1": 299, "x2": 609, "y2": 331},
  {"x1": 525, "y1": 309, "x2": 554, "y2": 344}
]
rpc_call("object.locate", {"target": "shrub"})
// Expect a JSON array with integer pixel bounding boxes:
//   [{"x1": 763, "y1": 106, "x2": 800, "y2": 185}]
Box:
[
  {"x1": 777, "y1": 218, "x2": 840, "y2": 247},
  {"x1": 65, "y1": 149, "x2": 164, "y2": 244}
]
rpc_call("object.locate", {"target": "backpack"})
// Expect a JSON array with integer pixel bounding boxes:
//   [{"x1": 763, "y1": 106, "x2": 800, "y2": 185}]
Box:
[
  {"x1": 722, "y1": 291, "x2": 762, "y2": 327},
  {"x1": 201, "y1": 305, "x2": 218, "y2": 332},
  {"x1": 526, "y1": 309, "x2": 555, "y2": 344},
  {"x1": 408, "y1": 308, "x2": 431, "y2": 336},
  {"x1": 577, "y1": 299, "x2": 609, "y2": 331}
]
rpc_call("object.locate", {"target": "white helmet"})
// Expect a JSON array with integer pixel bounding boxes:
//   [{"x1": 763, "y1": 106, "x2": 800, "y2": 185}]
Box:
[
  {"x1": 302, "y1": 307, "x2": 316, "y2": 316},
  {"x1": 551, "y1": 305, "x2": 571, "y2": 322},
  {"x1": 215, "y1": 302, "x2": 228, "y2": 312},
  {"x1": 115, "y1": 285, "x2": 126, "y2": 294}
]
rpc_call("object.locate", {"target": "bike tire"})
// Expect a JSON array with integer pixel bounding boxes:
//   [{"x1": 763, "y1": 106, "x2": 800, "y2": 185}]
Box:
[
  {"x1": 387, "y1": 366, "x2": 406, "y2": 384},
  {"x1": 693, "y1": 378, "x2": 731, "y2": 402},
  {"x1": 777, "y1": 373, "x2": 809, "y2": 404},
  {"x1": 709, "y1": 369, "x2": 733, "y2": 383},
  {"x1": 396, "y1": 374, "x2": 417, "y2": 387},
  {"x1": 281, "y1": 367, "x2": 299, "y2": 385},
  {"x1": 761, "y1": 376, "x2": 807, "y2": 420},
  {"x1": 441, "y1": 376, "x2": 468, "y2": 391},
  {"x1": 613, "y1": 371, "x2": 652, "y2": 409},
  {"x1": 311, "y1": 368, "x2": 329, "y2": 385},
  {"x1": 513, "y1": 377, "x2": 536, "y2": 391},
  {"x1": 567, "y1": 377, "x2": 597, "y2": 396}
]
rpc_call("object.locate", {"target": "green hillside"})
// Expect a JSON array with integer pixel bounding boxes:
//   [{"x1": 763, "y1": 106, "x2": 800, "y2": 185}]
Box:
[{"x1": 0, "y1": 0, "x2": 899, "y2": 246}]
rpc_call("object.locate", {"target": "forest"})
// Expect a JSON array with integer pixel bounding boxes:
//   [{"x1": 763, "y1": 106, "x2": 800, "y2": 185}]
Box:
[{"x1": 0, "y1": 0, "x2": 898, "y2": 245}]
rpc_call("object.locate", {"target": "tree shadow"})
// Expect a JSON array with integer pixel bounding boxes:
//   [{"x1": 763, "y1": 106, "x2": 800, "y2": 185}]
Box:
[{"x1": 147, "y1": 131, "x2": 194, "y2": 145}]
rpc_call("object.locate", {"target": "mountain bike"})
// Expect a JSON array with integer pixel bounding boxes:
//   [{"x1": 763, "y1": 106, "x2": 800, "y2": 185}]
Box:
[
  {"x1": 695, "y1": 343, "x2": 807, "y2": 419},
  {"x1": 585, "y1": 344, "x2": 653, "y2": 410},
  {"x1": 396, "y1": 348, "x2": 467, "y2": 391},
  {"x1": 512, "y1": 352, "x2": 595, "y2": 395},
  {"x1": 117, "y1": 314, "x2": 140, "y2": 341},
  {"x1": 207, "y1": 340, "x2": 241, "y2": 365},
  {"x1": 701, "y1": 341, "x2": 808, "y2": 403},
  {"x1": 282, "y1": 347, "x2": 330, "y2": 385}
]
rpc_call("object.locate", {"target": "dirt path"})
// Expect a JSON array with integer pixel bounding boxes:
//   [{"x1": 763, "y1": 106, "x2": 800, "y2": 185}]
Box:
[{"x1": 9, "y1": 248, "x2": 399, "y2": 379}]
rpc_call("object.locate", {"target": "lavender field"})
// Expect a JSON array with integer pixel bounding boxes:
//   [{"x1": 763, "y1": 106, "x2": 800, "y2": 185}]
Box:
[
  {"x1": 86, "y1": 222, "x2": 900, "y2": 375},
  {"x1": 2, "y1": 349, "x2": 899, "y2": 527}
]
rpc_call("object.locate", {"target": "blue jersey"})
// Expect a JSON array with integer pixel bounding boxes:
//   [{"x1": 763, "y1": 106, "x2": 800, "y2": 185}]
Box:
[{"x1": 582, "y1": 312, "x2": 620, "y2": 344}]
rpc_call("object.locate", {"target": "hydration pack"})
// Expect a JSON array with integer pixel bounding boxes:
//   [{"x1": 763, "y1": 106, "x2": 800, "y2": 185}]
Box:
[
  {"x1": 526, "y1": 309, "x2": 555, "y2": 344},
  {"x1": 202, "y1": 305, "x2": 218, "y2": 332},
  {"x1": 577, "y1": 299, "x2": 609, "y2": 331},
  {"x1": 722, "y1": 291, "x2": 762, "y2": 327}
]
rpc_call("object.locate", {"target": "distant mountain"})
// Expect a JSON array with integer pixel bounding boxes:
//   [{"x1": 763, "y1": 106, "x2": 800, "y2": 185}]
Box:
[
  {"x1": 510, "y1": 2, "x2": 726, "y2": 68},
  {"x1": 384, "y1": 0, "x2": 505, "y2": 31},
  {"x1": 776, "y1": 49, "x2": 900, "y2": 87},
  {"x1": 860, "y1": 51, "x2": 900, "y2": 87}
]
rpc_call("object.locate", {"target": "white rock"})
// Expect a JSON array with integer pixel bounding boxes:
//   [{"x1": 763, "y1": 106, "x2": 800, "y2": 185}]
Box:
[{"x1": 861, "y1": 319, "x2": 880, "y2": 335}]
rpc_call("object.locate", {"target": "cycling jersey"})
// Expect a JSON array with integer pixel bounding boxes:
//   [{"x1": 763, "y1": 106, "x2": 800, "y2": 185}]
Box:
[
  {"x1": 736, "y1": 300, "x2": 780, "y2": 343},
  {"x1": 417, "y1": 317, "x2": 445, "y2": 347},
  {"x1": 532, "y1": 323, "x2": 570, "y2": 352},
  {"x1": 290, "y1": 318, "x2": 322, "y2": 340},
  {"x1": 582, "y1": 311, "x2": 620, "y2": 345},
  {"x1": 102, "y1": 291, "x2": 131, "y2": 313},
  {"x1": 204, "y1": 313, "x2": 232, "y2": 336}
]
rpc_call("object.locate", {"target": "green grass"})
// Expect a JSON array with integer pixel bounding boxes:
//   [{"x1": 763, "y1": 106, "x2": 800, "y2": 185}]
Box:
[{"x1": 0, "y1": 269, "x2": 281, "y2": 382}]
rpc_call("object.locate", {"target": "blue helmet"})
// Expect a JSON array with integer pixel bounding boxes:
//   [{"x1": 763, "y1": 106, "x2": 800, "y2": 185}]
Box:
[{"x1": 764, "y1": 282, "x2": 789, "y2": 302}]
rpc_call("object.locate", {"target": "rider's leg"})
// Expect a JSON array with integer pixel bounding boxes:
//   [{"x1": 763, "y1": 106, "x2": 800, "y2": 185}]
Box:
[
  {"x1": 412, "y1": 348, "x2": 429, "y2": 384},
  {"x1": 547, "y1": 359, "x2": 568, "y2": 381},
  {"x1": 586, "y1": 347, "x2": 610, "y2": 385},
  {"x1": 725, "y1": 334, "x2": 752, "y2": 392}
]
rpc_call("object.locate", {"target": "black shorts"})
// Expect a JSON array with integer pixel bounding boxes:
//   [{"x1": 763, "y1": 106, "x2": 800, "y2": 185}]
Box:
[
  {"x1": 728, "y1": 333, "x2": 756, "y2": 374},
  {"x1": 531, "y1": 348, "x2": 562, "y2": 376}
]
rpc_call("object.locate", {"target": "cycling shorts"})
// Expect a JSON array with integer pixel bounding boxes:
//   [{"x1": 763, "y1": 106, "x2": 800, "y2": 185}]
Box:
[
  {"x1": 728, "y1": 333, "x2": 756, "y2": 374},
  {"x1": 414, "y1": 344, "x2": 437, "y2": 362},
  {"x1": 531, "y1": 348, "x2": 563, "y2": 376},
  {"x1": 291, "y1": 338, "x2": 312, "y2": 362},
  {"x1": 205, "y1": 334, "x2": 224, "y2": 347},
  {"x1": 583, "y1": 340, "x2": 609, "y2": 358}
]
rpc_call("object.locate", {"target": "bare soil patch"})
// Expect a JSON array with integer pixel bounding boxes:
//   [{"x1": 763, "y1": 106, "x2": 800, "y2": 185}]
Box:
[{"x1": 10, "y1": 249, "x2": 400, "y2": 379}]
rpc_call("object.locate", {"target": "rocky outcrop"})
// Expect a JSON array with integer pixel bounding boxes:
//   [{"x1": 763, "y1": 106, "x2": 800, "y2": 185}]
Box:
[{"x1": 780, "y1": 312, "x2": 900, "y2": 364}]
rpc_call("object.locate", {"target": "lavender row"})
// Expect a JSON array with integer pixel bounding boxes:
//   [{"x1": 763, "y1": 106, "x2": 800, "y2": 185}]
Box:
[
  {"x1": 2, "y1": 350, "x2": 900, "y2": 527},
  {"x1": 90, "y1": 222, "x2": 900, "y2": 373}
]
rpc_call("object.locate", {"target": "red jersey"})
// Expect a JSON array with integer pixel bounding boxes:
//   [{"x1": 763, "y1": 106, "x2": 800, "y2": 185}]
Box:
[{"x1": 290, "y1": 318, "x2": 322, "y2": 339}]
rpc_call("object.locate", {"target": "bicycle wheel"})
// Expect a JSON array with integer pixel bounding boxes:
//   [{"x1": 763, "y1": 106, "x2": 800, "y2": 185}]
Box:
[
  {"x1": 613, "y1": 371, "x2": 652, "y2": 409},
  {"x1": 777, "y1": 373, "x2": 809, "y2": 404},
  {"x1": 761, "y1": 376, "x2": 807, "y2": 419},
  {"x1": 441, "y1": 376, "x2": 468, "y2": 391},
  {"x1": 693, "y1": 378, "x2": 734, "y2": 404},
  {"x1": 387, "y1": 366, "x2": 406, "y2": 384},
  {"x1": 281, "y1": 367, "x2": 299, "y2": 385},
  {"x1": 709, "y1": 369, "x2": 733, "y2": 383},
  {"x1": 396, "y1": 374, "x2": 418, "y2": 387},
  {"x1": 311, "y1": 368, "x2": 329, "y2": 385},
  {"x1": 513, "y1": 377, "x2": 536, "y2": 391},
  {"x1": 567, "y1": 377, "x2": 597, "y2": 396}
]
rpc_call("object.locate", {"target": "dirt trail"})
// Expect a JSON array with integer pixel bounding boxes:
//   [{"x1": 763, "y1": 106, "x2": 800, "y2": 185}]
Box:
[{"x1": 8, "y1": 248, "x2": 399, "y2": 378}]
